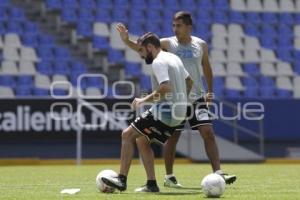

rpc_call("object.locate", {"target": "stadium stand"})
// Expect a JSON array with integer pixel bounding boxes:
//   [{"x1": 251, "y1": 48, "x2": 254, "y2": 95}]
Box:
[{"x1": 0, "y1": 0, "x2": 299, "y2": 99}]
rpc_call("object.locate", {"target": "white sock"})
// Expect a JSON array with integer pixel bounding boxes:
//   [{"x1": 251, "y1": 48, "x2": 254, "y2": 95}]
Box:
[
  {"x1": 214, "y1": 170, "x2": 224, "y2": 175},
  {"x1": 165, "y1": 174, "x2": 175, "y2": 179}
]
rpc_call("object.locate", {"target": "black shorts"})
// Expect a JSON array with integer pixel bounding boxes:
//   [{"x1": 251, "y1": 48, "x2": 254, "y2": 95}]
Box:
[
  {"x1": 131, "y1": 110, "x2": 176, "y2": 144},
  {"x1": 175, "y1": 98, "x2": 212, "y2": 131}
]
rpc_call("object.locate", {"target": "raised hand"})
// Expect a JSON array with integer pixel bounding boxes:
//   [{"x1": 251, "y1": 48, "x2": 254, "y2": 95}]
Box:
[{"x1": 116, "y1": 23, "x2": 129, "y2": 42}]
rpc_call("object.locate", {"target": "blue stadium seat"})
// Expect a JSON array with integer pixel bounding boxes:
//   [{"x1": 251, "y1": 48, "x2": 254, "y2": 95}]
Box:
[
  {"x1": 230, "y1": 11, "x2": 245, "y2": 24},
  {"x1": 95, "y1": 9, "x2": 111, "y2": 23},
  {"x1": 276, "y1": 49, "x2": 293, "y2": 62},
  {"x1": 197, "y1": 0, "x2": 213, "y2": 10},
  {"x1": 62, "y1": 0, "x2": 78, "y2": 9},
  {"x1": 46, "y1": 0, "x2": 62, "y2": 10},
  {"x1": 293, "y1": 62, "x2": 300, "y2": 74},
  {"x1": 244, "y1": 87, "x2": 258, "y2": 98},
  {"x1": 195, "y1": 10, "x2": 212, "y2": 24},
  {"x1": 213, "y1": 11, "x2": 229, "y2": 24},
  {"x1": 78, "y1": 9, "x2": 95, "y2": 22},
  {"x1": 279, "y1": 13, "x2": 294, "y2": 25},
  {"x1": 259, "y1": 77, "x2": 275, "y2": 87},
  {"x1": 112, "y1": 8, "x2": 128, "y2": 23},
  {"x1": 145, "y1": 21, "x2": 161, "y2": 36},
  {"x1": 179, "y1": 0, "x2": 196, "y2": 11},
  {"x1": 61, "y1": 9, "x2": 78, "y2": 23},
  {"x1": 0, "y1": 0, "x2": 10, "y2": 8},
  {"x1": 140, "y1": 74, "x2": 151, "y2": 92},
  {"x1": 277, "y1": 89, "x2": 292, "y2": 99},
  {"x1": 15, "y1": 86, "x2": 32, "y2": 96},
  {"x1": 87, "y1": 77, "x2": 104, "y2": 88},
  {"x1": 246, "y1": 13, "x2": 261, "y2": 24},
  {"x1": 0, "y1": 76, "x2": 16, "y2": 88},
  {"x1": 96, "y1": 0, "x2": 113, "y2": 9},
  {"x1": 17, "y1": 76, "x2": 34, "y2": 88},
  {"x1": 225, "y1": 89, "x2": 241, "y2": 98},
  {"x1": 243, "y1": 63, "x2": 260, "y2": 76},
  {"x1": 242, "y1": 77, "x2": 258, "y2": 88},
  {"x1": 79, "y1": 0, "x2": 96, "y2": 9},
  {"x1": 0, "y1": 22, "x2": 5, "y2": 34},
  {"x1": 9, "y1": 7, "x2": 26, "y2": 21},
  {"x1": 71, "y1": 61, "x2": 87, "y2": 73},
  {"x1": 52, "y1": 89, "x2": 68, "y2": 96},
  {"x1": 293, "y1": 50, "x2": 300, "y2": 61},
  {"x1": 76, "y1": 21, "x2": 92, "y2": 37},
  {"x1": 278, "y1": 38, "x2": 293, "y2": 49},
  {"x1": 36, "y1": 62, "x2": 54, "y2": 75},
  {"x1": 294, "y1": 13, "x2": 300, "y2": 24},
  {"x1": 0, "y1": 8, "x2": 7, "y2": 22},
  {"x1": 278, "y1": 24, "x2": 293, "y2": 37},
  {"x1": 163, "y1": 0, "x2": 180, "y2": 10},
  {"x1": 22, "y1": 34, "x2": 38, "y2": 47},
  {"x1": 128, "y1": 22, "x2": 144, "y2": 35},
  {"x1": 213, "y1": 86, "x2": 224, "y2": 97},
  {"x1": 53, "y1": 61, "x2": 70, "y2": 75},
  {"x1": 7, "y1": 21, "x2": 23, "y2": 34},
  {"x1": 54, "y1": 47, "x2": 71, "y2": 61},
  {"x1": 214, "y1": 0, "x2": 230, "y2": 11},
  {"x1": 244, "y1": 24, "x2": 260, "y2": 36},
  {"x1": 93, "y1": 36, "x2": 109, "y2": 50},
  {"x1": 125, "y1": 62, "x2": 142, "y2": 77},
  {"x1": 108, "y1": 48, "x2": 124, "y2": 63},
  {"x1": 131, "y1": 0, "x2": 146, "y2": 8},
  {"x1": 261, "y1": 13, "x2": 278, "y2": 25},
  {"x1": 261, "y1": 24, "x2": 277, "y2": 36},
  {"x1": 23, "y1": 22, "x2": 38, "y2": 34},
  {"x1": 260, "y1": 87, "x2": 275, "y2": 98},
  {"x1": 260, "y1": 36, "x2": 277, "y2": 49},
  {"x1": 38, "y1": 34, "x2": 55, "y2": 46},
  {"x1": 148, "y1": 0, "x2": 163, "y2": 9},
  {"x1": 161, "y1": 25, "x2": 173, "y2": 38},
  {"x1": 37, "y1": 46, "x2": 54, "y2": 61},
  {"x1": 129, "y1": 9, "x2": 144, "y2": 23}
]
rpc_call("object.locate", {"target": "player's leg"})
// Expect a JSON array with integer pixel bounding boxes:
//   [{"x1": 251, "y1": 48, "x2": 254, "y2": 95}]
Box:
[
  {"x1": 197, "y1": 125, "x2": 220, "y2": 172},
  {"x1": 163, "y1": 131, "x2": 183, "y2": 188},
  {"x1": 135, "y1": 137, "x2": 159, "y2": 192},
  {"x1": 191, "y1": 98, "x2": 237, "y2": 184},
  {"x1": 102, "y1": 125, "x2": 143, "y2": 191},
  {"x1": 136, "y1": 136, "x2": 155, "y2": 180}
]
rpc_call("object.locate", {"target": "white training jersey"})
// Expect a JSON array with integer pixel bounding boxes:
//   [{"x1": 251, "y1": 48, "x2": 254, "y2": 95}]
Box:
[
  {"x1": 161, "y1": 36, "x2": 206, "y2": 102},
  {"x1": 150, "y1": 50, "x2": 189, "y2": 127}
]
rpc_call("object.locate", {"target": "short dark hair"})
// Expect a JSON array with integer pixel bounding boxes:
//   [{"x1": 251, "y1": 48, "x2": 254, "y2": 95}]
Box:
[
  {"x1": 173, "y1": 11, "x2": 193, "y2": 26},
  {"x1": 137, "y1": 32, "x2": 161, "y2": 48}
]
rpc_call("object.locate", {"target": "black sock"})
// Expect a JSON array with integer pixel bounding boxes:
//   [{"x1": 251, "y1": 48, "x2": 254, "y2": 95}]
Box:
[
  {"x1": 147, "y1": 180, "x2": 157, "y2": 187},
  {"x1": 118, "y1": 174, "x2": 127, "y2": 183}
]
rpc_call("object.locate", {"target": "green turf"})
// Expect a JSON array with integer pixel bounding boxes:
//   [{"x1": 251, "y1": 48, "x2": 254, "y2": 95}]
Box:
[{"x1": 0, "y1": 163, "x2": 299, "y2": 199}]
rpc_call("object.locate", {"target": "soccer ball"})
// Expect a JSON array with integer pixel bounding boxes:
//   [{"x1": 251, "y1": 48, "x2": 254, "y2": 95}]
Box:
[
  {"x1": 201, "y1": 173, "x2": 226, "y2": 198},
  {"x1": 96, "y1": 169, "x2": 118, "y2": 193}
]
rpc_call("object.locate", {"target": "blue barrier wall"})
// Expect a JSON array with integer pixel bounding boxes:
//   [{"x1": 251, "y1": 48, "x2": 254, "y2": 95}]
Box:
[{"x1": 214, "y1": 99, "x2": 300, "y2": 142}]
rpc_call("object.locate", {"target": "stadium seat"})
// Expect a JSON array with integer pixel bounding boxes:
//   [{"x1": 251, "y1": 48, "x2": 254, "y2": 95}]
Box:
[
  {"x1": 37, "y1": 61, "x2": 54, "y2": 75},
  {"x1": 93, "y1": 36, "x2": 109, "y2": 50},
  {"x1": 79, "y1": 0, "x2": 96, "y2": 9},
  {"x1": 246, "y1": 0, "x2": 263, "y2": 11},
  {"x1": 261, "y1": 13, "x2": 278, "y2": 25},
  {"x1": 0, "y1": 86, "x2": 14, "y2": 97},
  {"x1": 231, "y1": 0, "x2": 246, "y2": 11},
  {"x1": 46, "y1": 0, "x2": 62, "y2": 10},
  {"x1": 279, "y1": 0, "x2": 295, "y2": 12},
  {"x1": 261, "y1": 63, "x2": 277, "y2": 76},
  {"x1": 95, "y1": 9, "x2": 111, "y2": 23},
  {"x1": 0, "y1": 75, "x2": 16, "y2": 88},
  {"x1": 263, "y1": 0, "x2": 279, "y2": 12},
  {"x1": 243, "y1": 63, "x2": 260, "y2": 76},
  {"x1": 19, "y1": 61, "x2": 36, "y2": 75}
]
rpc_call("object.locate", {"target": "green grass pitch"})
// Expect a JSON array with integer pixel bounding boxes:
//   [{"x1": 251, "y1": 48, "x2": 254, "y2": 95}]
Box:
[{"x1": 0, "y1": 163, "x2": 299, "y2": 199}]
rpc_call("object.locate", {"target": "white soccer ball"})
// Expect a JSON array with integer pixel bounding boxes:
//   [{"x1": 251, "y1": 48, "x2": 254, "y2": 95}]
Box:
[
  {"x1": 201, "y1": 173, "x2": 226, "y2": 198},
  {"x1": 96, "y1": 169, "x2": 118, "y2": 193}
]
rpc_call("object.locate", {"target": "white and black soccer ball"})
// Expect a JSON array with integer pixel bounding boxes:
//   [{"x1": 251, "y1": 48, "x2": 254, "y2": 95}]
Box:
[
  {"x1": 201, "y1": 173, "x2": 226, "y2": 198},
  {"x1": 96, "y1": 169, "x2": 118, "y2": 193}
]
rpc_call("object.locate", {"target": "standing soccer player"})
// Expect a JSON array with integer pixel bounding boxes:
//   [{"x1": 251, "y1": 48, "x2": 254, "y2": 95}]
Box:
[
  {"x1": 102, "y1": 32, "x2": 193, "y2": 192},
  {"x1": 116, "y1": 11, "x2": 236, "y2": 191}
]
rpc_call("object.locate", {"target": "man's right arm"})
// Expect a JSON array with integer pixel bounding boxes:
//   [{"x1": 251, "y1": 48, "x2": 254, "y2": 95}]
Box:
[{"x1": 116, "y1": 23, "x2": 170, "y2": 52}]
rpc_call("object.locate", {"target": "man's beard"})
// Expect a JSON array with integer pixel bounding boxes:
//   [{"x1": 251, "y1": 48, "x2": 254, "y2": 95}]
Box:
[{"x1": 145, "y1": 51, "x2": 154, "y2": 64}]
